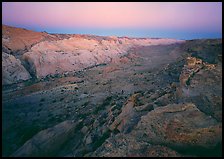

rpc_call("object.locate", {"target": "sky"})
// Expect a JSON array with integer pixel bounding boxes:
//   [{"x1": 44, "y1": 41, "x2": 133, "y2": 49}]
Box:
[{"x1": 2, "y1": 2, "x2": 222, "y2": 40}]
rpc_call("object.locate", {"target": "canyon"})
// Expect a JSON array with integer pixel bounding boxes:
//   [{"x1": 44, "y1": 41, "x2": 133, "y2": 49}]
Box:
[{"x1": 2, "y1": 25, "x2": 222, "y2": 157}]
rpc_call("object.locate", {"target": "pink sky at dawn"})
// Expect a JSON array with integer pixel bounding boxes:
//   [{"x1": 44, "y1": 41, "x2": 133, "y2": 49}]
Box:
[{"x1": 2, "y1": 2, "x2": 222, "y2": 39}]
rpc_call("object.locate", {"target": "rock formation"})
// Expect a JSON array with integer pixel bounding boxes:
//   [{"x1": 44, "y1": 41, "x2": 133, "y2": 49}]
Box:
[
  {"x1": 2, "y1": 25, "x2": 184, "y2": 83},
  {"x1": 2, "y1": 52, "x2": 31, "y2": 85}
]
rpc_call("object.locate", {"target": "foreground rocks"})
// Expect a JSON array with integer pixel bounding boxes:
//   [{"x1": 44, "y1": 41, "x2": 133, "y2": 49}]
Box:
[
  {"x1": 109, "y1": 93, "x2": 141, "y2": 132},
  {"x1": 93, "y1": 103, "x2": 222, "y2": 157},
  {"x1": 134, "y1": 103, "x2": 221, "y2": 149}
]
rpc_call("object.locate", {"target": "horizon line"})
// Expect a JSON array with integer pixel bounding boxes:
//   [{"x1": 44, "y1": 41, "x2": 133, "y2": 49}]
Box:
[{"x1": 2, "y1": 24, "x2": 222, "y2": 41}]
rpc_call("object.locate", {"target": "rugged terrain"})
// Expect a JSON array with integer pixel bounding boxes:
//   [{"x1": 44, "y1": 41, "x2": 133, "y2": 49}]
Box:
[{"x1": 2, "y1": 25, "x2": 222, "y2": 157}]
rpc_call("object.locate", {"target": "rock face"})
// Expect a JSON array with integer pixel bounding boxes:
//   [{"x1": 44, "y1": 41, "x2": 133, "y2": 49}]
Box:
[
  {"x1": 134, "y1": 103, "x2": 221, "y2": 149},
  {"x1": 179, "y1": 56, "x2": 203, "y2": 86},
  {"x1": 94, "y1": 103, "x2": 221, "y2": 157},
  {"x1": 109, "y1": 93, "x2": 140, "y2": 132},
  {"x1": 177, "y1": 55, "x2": 222, "y2": 122},
  {"x1": 92, "y1": 133, "x2": 182, "y2": 157},
  {"x1": 22, "y1": 37, "x2": 183, "y2": 79},
  {"x1": 2, "y1": 52, "x2": 31, "y2": 85},
  {"x1": 12, "y1": 120, "x2": 79, "y2": 157}
]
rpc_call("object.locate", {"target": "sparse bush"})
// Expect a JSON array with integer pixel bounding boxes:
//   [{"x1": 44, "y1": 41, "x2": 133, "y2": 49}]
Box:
[
  {"x1": 93, "y1": 96, "x2": 112, "y2": 114},
  {"x1": 186, "y1": 78, "x2": 191, "y2": 85},
  {"x1": 20, "y1": 125, "x2": 40, "y2": 145},
  {"x1": 40, "y1": 98, "x2": 45, "y2": 102},
  {"x1": 83, "y1": 101, "x2": 89, "y2": 107},
  {"x1": 92, "y1": 130, "x2": 111, "y2": 150},
  {"x1": 37, "y1": 108, "x2": 42, "y2": 112}
]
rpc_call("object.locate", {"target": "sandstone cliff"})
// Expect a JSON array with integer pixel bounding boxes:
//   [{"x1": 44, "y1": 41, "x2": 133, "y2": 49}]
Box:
[{"x1": 2, "y1": 25, "x2": 184, "y2": 83}]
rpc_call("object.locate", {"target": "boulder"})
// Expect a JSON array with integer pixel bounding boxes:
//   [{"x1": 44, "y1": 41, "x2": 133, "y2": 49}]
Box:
[
  {"x1": 81, "y1": 126, "x2": 89, "y2": 134},
  {"x1": 2, "y1": 52, "x2": 31, "y2": 85},
  {"x1": 91, "y1": 133, "x2": 181, "y2": 157},
  {"x1": 94, "y1": 103, "x2": 221, "y2": 157},
  {"x1": 109, "y1": 93, "x2": 140, "y2": 132},
  {"x1": 135, "y1": 103, "x2": 222, "y2": 149},
  {"x1": 12, "y1": 120, "x2": 79, "y2": 157},
  {"x1": 146, "y1": 145, "x2": 181, "y2": 157}
]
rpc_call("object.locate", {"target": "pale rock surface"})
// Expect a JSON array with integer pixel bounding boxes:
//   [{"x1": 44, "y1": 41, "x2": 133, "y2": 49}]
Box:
[
  {"x1": 22, "y1": 36, "x2": 184, "y2": 78},
  {"x1": 2, "y1": 25, "x2": 184, "y2": 79},
  {"x1": 2, "y1": 52, "x2": 31, "y2": 85}
]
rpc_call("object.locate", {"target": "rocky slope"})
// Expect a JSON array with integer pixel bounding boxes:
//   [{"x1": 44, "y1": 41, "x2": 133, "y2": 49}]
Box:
[
  {"x1": 2, "y1": 25, "x2": 54, "y2": 55},
  {"x1": 2, "y1": 25, "x2": 222, "y2": 157},
  {"x1": 2, "y1": 25, "x2": 183, "y2": 84}
]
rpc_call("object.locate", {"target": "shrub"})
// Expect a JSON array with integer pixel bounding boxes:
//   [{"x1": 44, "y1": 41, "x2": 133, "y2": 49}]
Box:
[{"x1": 40, "y1": 98, "x2": 45, "y2": 102}]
